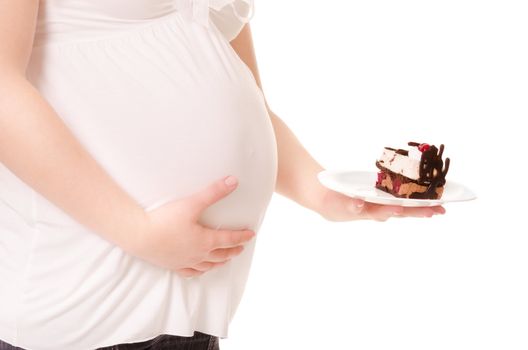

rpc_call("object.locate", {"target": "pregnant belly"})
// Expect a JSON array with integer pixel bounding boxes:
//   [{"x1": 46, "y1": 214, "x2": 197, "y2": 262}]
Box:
[
  {"x1": 94, "y1": 83, "x2": 276, "y2": 231},
  {"x1": 26, "y1": 35, "x2": 278, "y2": 233}
]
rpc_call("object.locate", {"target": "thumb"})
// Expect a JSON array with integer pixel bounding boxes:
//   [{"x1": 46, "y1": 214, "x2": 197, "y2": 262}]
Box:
[
  {"x1": 188, "y1": 175, "x2": 239, "y2": 215},
  {"x1": 346, "y1": 198, "x2": 365, "y2": 214}
]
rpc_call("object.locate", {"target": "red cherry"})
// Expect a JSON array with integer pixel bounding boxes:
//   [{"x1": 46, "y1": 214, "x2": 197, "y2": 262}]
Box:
[{"x1": 418, "y1": 143, "x2": 430, "y2": 152}]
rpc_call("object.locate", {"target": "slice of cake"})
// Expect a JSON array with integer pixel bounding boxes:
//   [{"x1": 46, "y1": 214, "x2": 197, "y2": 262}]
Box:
[{"x1": 375, "y1": 142, "x2": 450, "y2": 199}]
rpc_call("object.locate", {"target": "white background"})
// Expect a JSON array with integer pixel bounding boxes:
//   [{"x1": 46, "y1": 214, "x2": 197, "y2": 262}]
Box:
[{"x1": 222, "y1": 1, "x2": 528, "y2": 349}]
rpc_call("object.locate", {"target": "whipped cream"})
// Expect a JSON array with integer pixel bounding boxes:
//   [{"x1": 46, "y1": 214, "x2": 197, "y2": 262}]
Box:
[
  {"x1": 377, "y1": 148, "x2": 421, "y2": 180},
  {"x1": 408, "y1": 146, "x2": 422, "y2": 160}
]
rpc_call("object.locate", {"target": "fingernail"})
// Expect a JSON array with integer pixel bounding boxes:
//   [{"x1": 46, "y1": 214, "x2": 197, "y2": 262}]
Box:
[{"x1": 224, "y1": 175, "x2": 238, "y2": 188}]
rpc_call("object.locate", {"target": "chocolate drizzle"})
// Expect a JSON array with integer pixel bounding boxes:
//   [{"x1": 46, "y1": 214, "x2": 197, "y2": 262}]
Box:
[
  {"x1": 408, "y1": 141, "x2": 450, "y2": 199},
  {"x1": 384, "y1": 146, "x2": 408, "y2": 156}
]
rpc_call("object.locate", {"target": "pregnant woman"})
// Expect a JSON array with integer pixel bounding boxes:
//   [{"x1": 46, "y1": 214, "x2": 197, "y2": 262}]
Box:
[{"x1": 0, "y1": 1, "x2": 444, "y2": 349}]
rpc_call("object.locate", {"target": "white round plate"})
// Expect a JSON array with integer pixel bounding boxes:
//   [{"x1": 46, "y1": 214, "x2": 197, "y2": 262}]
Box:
[{"x1": 317, "y1": 170, "x2": 477, "y2": 207}]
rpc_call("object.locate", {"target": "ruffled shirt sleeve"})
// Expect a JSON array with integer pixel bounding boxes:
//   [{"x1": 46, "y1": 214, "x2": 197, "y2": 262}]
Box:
[
  {"x1": 208, "y1": 0, "x2": 254, "y2": 41},
  {"x1": 177, "y1": 0, "x2": 254, "y2": 42}
]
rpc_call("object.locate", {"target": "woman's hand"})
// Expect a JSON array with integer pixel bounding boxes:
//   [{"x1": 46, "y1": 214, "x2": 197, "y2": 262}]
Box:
[
  {"x1": 314, "y1": 187, "x2": 446, "y2": 222},
  {"x1": 128, "y1": 176, "x2": 255, "y2": 277}
]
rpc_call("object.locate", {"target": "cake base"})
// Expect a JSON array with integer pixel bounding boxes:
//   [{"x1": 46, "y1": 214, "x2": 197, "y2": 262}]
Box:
[{"x1": 375, "y1": 167, "x2": 444, "y2": 200}]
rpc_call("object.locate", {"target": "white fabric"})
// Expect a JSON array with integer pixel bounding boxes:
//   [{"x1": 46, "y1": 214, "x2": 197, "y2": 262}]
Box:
[{"x1": 0, "y1": 1, "x2": 277, "y2": 349}]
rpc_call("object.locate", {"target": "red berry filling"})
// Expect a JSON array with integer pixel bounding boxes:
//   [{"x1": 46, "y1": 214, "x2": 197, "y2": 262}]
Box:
[
  {"x1": 393, "y1": 177, "x2": 402, "y2": 193},
  {"x1": 376, "y1": 172, "x2": 386, "y2": 186}
]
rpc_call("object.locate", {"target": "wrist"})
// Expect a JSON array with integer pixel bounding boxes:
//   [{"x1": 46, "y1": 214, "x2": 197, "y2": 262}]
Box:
[
  {"x1": 278, "y1": 164, "x2": 327, "y2": 214},
  {"x1": 303, "y1": 177, "x2": 330, "y2": 214}
]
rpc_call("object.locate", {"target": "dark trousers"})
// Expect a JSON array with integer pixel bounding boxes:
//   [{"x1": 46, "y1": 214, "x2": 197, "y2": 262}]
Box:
[{"x1": 0, "y1": 332, "x2": 220, "y2": 350}]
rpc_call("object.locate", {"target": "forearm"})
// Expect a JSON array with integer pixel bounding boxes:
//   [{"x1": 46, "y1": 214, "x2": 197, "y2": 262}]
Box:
[
  {"x1": 268, "y1": 110, "x2": 326, "y2": 212},
  {"x1": 0, "y1": 73, "x2": 147, "y2": 251}
]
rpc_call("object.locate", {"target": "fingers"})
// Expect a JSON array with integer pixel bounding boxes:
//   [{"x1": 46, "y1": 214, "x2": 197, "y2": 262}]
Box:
[
  {"x1": 206, "y1": 245, "x2": 245, "y2": 262},
  {"x1": 176, "y1": 268, "x2": 204, "y2": 278},
  {"x1": 176, "y1": 246, "x2": 244, "y2": 278},
  {"x1": 205, "y1": 228, "x2": 255, "y2": 249},
  {"x1": 362, "y1": 203, "x2": 446, "y2": 221},
  {"x1": 399, "y1": 207, "x2": 436, "y2": 218},
  {"x1": 192, "y1": 261, "x2": 228, "y2": 272},
  {"x1": 187, "y1": 175, "x2": 239, "y2": 216},
  {"x1": 176, "y1": 260, "x2": 230, "y2": 277},
  {"x1": 431, "y1": 206, "x2": 446, "y2": 214},
  {"x1": 362, "y1": 204, "x2": 403, "y2": 221},
  {"x1": 396, "y1": 206, "x2": 446, "y2": 217}
]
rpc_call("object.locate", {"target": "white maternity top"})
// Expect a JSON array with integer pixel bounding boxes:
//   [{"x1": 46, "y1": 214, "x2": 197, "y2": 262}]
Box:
[{"x1": 0, "y1": 1, "x2": 278, "y2": 349}]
